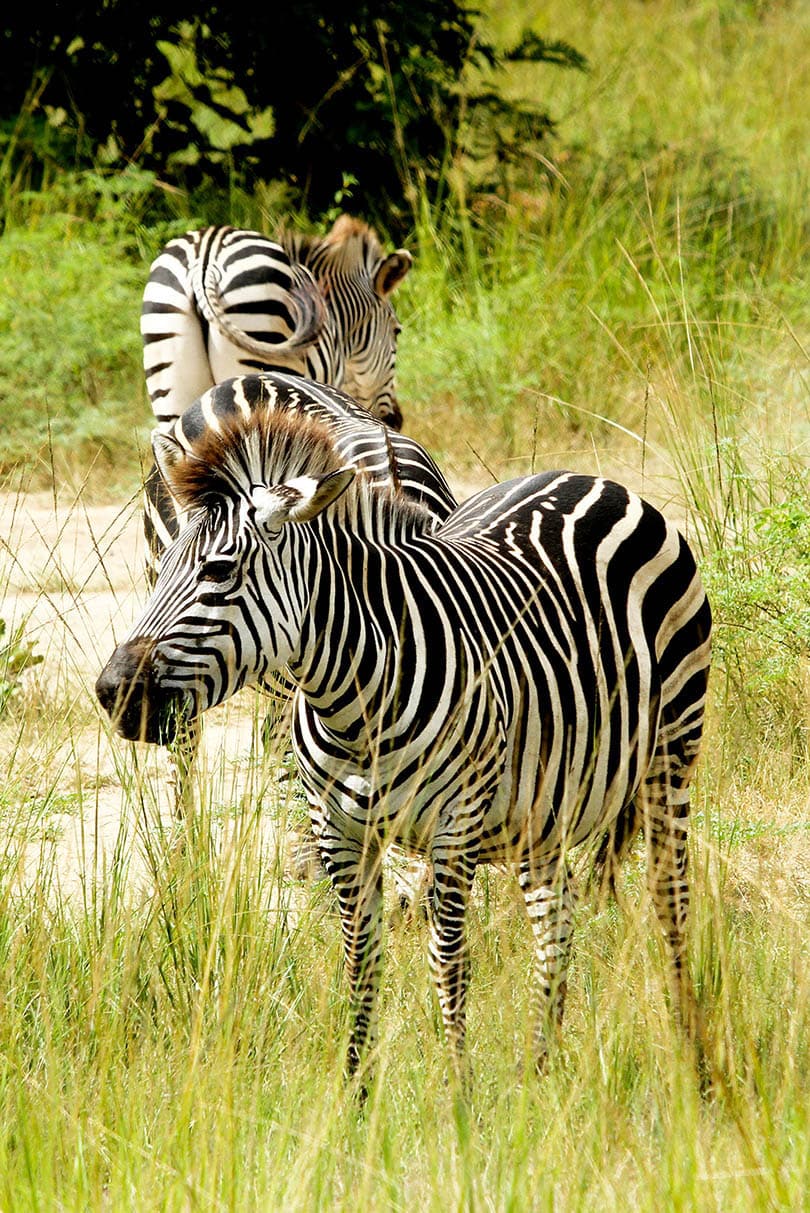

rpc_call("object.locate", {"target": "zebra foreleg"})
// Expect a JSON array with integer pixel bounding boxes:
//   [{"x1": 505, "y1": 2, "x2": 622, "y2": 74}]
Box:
[
  {"x1": 518, "y1": 858, "x2": 576, "y2": 1074},
  {"x1": 318, "y1": 827, "x2": 385, "y2": 1086},
  {"x1": 428, "y1": 833, "x2": 479, "y2": 1082}
]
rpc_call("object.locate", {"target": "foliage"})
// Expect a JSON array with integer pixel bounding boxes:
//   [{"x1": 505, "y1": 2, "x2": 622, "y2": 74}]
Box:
[
  {"x1": 0, "y1": 3, "x2": 586, "y2": 230},
  {"x1": 151, "y1": 21, "x2": 275, "y2": 169},
  {"x1": 0, "y1": 618, "x2": 41, "y2": 714},
  {"x1": 0, "y1": 212, "x2": 146, "y2": 483},
  {"x1": 704, "y1": 479, "x2": 810, "y2": 761}
]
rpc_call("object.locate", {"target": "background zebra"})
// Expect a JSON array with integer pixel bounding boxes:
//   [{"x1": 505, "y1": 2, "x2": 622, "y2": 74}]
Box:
[
  {"x1": 157, "y1": 373, "x2": 456, "y2": 522},
  {"x1": 96, "y1": 396, "x2": 712, "y2": 1082},
  {"x1": 141, "y1": 215, "x2": 414, "y2": 579}
]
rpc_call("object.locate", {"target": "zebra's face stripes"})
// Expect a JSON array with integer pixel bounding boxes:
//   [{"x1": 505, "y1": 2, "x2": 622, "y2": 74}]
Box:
[
  {"x1": 96, "y1": 469, "x2": 355, "y2": 744},
  {"x1": 298, "y1": 226, "x2": 412, "y2": 430},
  {"x1": 340, "y1": 291, "x2": 405, "y2": 429}
]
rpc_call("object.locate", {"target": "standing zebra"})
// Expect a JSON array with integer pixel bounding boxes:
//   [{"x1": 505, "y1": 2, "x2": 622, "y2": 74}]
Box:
[
  {"x1": 96, "y1": 399, "x2": 712, "y2": 1080},
  {"x1": 141, "y1": 215, "x2": 414, "y2": 577},
  {"x1": 137, "y1": 372, "x2": 456, "y2": 899}
]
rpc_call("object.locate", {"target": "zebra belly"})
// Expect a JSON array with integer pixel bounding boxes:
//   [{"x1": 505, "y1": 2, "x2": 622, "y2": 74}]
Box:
[
  {"x1": 294, "y1": 686, "x2": 656, "y2": 865},
  {"x1": 293, "y1": 699, "x2": 503, "y2": 853},
  {"x1": 475, "y1": 665, "x2": 660, "y2": 863}
]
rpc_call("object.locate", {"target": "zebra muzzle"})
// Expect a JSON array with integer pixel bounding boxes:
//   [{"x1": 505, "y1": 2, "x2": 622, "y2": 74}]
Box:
[{"x1": 96, "y1": 636, "x2": 186, "y2": 745}]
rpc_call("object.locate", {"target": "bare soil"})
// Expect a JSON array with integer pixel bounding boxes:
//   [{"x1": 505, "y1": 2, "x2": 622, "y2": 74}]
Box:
[{"x1": 0, "y1": 489, "x2": 274, "y2": 901}]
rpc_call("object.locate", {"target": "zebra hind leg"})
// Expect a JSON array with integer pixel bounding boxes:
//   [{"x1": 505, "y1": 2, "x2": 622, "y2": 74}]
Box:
[
  {"x1": 518, "y1": 858, "x2": 576, "y2": 1074},
  {"x1": 641, "y1": 773, "x2": 698, "y2": 1043}
]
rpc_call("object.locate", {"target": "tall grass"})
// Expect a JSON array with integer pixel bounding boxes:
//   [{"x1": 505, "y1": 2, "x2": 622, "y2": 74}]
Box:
[
  {"x1": 1, "y1": 0, "x2": 809, "y2": 1207},
  {"x1": 1, "y1": 672, "x2": 810, "y2": 1208}
]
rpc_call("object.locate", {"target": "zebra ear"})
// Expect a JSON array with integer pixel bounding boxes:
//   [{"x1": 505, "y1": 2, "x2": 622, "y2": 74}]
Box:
[
  {"x1": 152, "y1": 431, "x2": 188, "y2": 488},
  {"x1": 373, "y1": 250, "x2": 412, "y2": 297},
  {"x1": 252, "y1": 467, "x2": 356, "y2": 530}
]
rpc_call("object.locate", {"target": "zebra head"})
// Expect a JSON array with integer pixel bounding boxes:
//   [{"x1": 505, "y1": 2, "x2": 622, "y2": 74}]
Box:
[
  {"x1": 96, "y1": 411, "x2": 355, "y2": 744},
  {"x1": 287, "y1": 216, "x2": 412, "y2": 429}
]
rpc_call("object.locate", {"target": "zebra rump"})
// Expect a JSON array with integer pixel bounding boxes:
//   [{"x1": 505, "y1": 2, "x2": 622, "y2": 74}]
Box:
[
  {"x1": 96, "y1": 400, "x2": 712, "y2": 1080},
  {"x1": 141, "y1": 218, "x2": 414, "y2": 583}
]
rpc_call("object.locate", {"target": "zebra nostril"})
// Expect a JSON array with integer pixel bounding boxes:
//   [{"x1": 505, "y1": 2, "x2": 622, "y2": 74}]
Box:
[
  {"x1": 94, "y1": 667, "x2": 121, "y2": 716},
  {"x1": 95, "y1": 637, "x2": 173, "y2": 743}
]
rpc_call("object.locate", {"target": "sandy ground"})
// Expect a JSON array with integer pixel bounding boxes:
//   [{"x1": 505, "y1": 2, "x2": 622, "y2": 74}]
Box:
[{"x1": 0, "y1": 488, "x2": 284, "y2": 902}]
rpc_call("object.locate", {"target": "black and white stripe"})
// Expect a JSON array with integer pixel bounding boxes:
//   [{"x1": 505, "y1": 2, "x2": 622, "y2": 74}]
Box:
[
  {"x1": 159, "y1": 373, "x2": 455, "y2": 522},
  {"x1": 141, "y1": 217, "x2": 414, "y2": 581},
  {"x1": 141, "y1": 372, "x2": 456, "y2": 906},
  {"x1": 97, "y1": 398, "x2": 712, "y2": 1080},
  {"x1": 141, "y1": 215, "x2": 412, "y2": 430}
]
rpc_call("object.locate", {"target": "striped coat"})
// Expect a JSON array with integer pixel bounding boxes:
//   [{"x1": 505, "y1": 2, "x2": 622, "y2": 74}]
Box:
[{"x1": 97, "y1": 403, "x2": 712, "y2": 1080}]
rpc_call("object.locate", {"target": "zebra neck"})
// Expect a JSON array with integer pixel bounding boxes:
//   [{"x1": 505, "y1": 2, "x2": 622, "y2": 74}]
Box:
[
  {"x1": 288, "y1": 502, "x2": 435, "y2": 738},
  {"x1": 303, "y1": 316, "x2": 340, "y2": 385}
]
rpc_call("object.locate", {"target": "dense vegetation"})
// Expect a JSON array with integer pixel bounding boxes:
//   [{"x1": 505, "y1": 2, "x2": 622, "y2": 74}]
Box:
[
  {"x1": 0, "y1": 1, "x2": 809, "y2": 1207},
  {"x1": 2, "y1": 1, "x2": 584, "y2": 226}
]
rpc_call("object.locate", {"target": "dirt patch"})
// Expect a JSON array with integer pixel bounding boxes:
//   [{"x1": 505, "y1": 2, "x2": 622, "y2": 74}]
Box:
[{"x1": 0, "y1": 489, "x2": 284, "y2": 901}]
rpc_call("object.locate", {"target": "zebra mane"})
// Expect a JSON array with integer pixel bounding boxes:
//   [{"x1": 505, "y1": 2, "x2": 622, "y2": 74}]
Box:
[
  {"x1": 167, "y1": 409, "x2": 343, "y2": 508},
  {"x1": 165, "y1": 406, "x2": 433, "y2": 533},
  {"x1": 281, "y1": 214, "x2": 386, "y2": 278}
]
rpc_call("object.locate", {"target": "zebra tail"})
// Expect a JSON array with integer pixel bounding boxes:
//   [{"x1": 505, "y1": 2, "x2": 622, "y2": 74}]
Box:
[{"x1": 190, "y1": 260, "x2": 327, "y2": 357}]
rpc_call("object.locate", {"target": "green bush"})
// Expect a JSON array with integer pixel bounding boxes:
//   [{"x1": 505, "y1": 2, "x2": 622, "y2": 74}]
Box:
[
  {"x1": 0, "y1": 618, "x2": 42, "y2": 714},
  {"x1": 0, "y1": 205, "x2": 148, "y2": 484},
  {"x1": 1, "y1": 4, "x2": 585, "y2": 231},
  {"x1": 704, "y1": 477, "x2": 810, "y2": 762}
]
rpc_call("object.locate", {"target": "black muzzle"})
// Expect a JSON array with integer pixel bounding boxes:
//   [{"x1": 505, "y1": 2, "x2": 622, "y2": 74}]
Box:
[{"x1": 95, "y1": 636, "x2": 186, "y2": 745}]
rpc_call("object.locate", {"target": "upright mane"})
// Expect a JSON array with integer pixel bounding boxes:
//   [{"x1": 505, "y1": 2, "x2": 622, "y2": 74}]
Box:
[
  {"x1": 160, "y1": 403, "x2": 435, "y2": 539},
  {"x1": 166, "y1": 409, "x2": 344, "y2": 509},
  {"x1": 281, "y1": 215, "x2": 386, "y2": 277}
]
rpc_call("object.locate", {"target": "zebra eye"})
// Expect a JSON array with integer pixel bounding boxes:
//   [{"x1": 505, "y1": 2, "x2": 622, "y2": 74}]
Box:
[{"x1": 199, "y1": 556, "x2": 236, "y2": 584}]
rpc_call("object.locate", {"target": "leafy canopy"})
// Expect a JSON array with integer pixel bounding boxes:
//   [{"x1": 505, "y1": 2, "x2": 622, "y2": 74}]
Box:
[{"x1": 1, "y1": 3, "x2": 586, "y2": 227}]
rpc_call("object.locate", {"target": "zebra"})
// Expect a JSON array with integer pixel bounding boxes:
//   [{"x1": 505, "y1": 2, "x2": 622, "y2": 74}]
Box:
[
  {"x1": 141, "y1": 215, "x2": 414, "y2": 578},
  {"x1": 142, "y1": 215, "x2": 412, "y2": 432},
  {"x1": 152, "y1": 372, "x2": 456, "y2": 520},
  {"x1": 138, "y1": 371, "x2": 457, "y2": 898},
  {"x1": 96, "y1": 398, "x2": 712, "y2": 1081}
]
